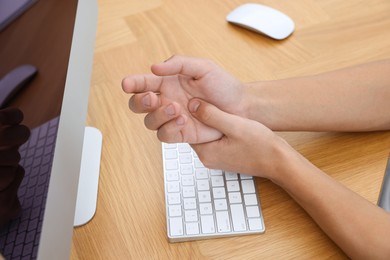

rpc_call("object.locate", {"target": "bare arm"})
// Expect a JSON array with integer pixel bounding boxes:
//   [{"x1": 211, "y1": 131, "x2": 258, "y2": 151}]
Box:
[
  {"x1": 246, "y1": 59, "x2": 390, "y2": 131},
  {"x1": 277, "y1": 150, "x2": 390, "y2": 259},
  {"x1": 189, "y1": 99, "x2": 390, "y2": 259}
]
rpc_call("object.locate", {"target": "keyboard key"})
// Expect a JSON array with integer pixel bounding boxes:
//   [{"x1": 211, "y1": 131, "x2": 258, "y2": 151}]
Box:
[
  {"x1": 212, "y1": 187, "x2": 226, "y2": 199},
  {"x1": 246, "y1": 206, "x2": 260, "y2": 218},
  {"x1": 248, "y1": 218, "x2": 263, "y2": 231},
  {"x1": 186, "y1": 222, "x2": 200, "y2": 235},
  {"x1": 167, "y1": 193, "x2": 181, "y2": 205},
  {"x1": 240, "y1": 174, "x2": 253, "y2": 180},
  {"x1": 181, "y1": 175, "x2": 194, "y2": 186},
  {"x1": 184, "y1": 210, "x2": 198, "y2": 222},
  {"x1": 228, "y1": 192, "x2": 242, "y2": 204},
  {"x1": 199, "y1": 203, "x2": 213, "y2": 215},
  {"x1": 200, "y1": 215, "x2": 215, "y2": 234},
  {"x1": 179, "y1": 153, "x2": 192, "y2": 164},
  {"x1": 182, "y1": 186, "x2": 195, "y2": 198},
  {"x1": 169, "y1": 217, "x2": 184, "y2": 236},
  {"x1": 168, "y1": 205, "x2": 182, "y2": 217},
  {"x1": 183, "y1": 198, "x2": 197, "y2": 210},
  {"x1": 164, "y1": 149, "x2": 178, "y2": 159},
  {"x1": 230, "y1": 204, "x2": 247, "y2": 232},
  {"x1": 196, "y1": 180, "x2": 210, "y2": 191},
  {"x1": 180, "y1": 164, "x2": 193, "y2": 175},
  {"x1": 165, "y1": 160, "x2": 179, "y2": 170},
  {"x1": 241, "y1": 180, "x2": 256, "y2": 194},
  {"x1": 211, "y1": 176, "x2": 224, "y2": 187},
  {"x1": 216, "y1": 211, "x2": 231, "y2": 233},
  {"x1": 244, "y1": 194, "x2": 258, "y2": 206},
  {"x1": 210, "y1": 169, "x2": 223, "y2": 175},
  {"x1": 226, "y1": 180, "x2": 240, "y2": 192},
  {"x1": 167, "y1": 181, "x2": 180, "y2": 193},
  {"x1": 166, "y1": 171, "x2": 179, "y2": 181},
  {"x1": 198, "y1": 191, "x2": 211, "y2": 203},
  {"x1": 195, "y1": 168, "x2": 208, "y2": 179},
  {"x1": 214, "y1": 199, "x2": 228, "y2": 211},
  {"x1": 225, "y1": 172, "x2": 238, "y2": 180}
]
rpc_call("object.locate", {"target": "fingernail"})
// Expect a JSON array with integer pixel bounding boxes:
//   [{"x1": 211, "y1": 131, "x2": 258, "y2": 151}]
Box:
[
  {"x1": 176, "y1": 115, "x2": 185, "y2": 126},
  {"x1": 142, "y1": 94, "x2": 151, "y2": 107},
  {"x1": 164, "y1": 55, "x2": 174, "y2": 63},
  {"x1": 189, "y1": 100, "x2": 200, "y2": 113},
  {"x1": 165, "y1": 104, "x2": 175, "y2": 116}
]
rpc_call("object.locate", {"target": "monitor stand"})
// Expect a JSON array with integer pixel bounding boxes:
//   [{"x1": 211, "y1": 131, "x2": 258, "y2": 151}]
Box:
[{"x1": 74, "y1": 126, "x2": 102, "y2": 227}]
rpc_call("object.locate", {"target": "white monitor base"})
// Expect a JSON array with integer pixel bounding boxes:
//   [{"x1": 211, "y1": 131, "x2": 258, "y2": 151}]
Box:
[{"x1": 74, "y1": 126, "x2": 102, "y2": 227}]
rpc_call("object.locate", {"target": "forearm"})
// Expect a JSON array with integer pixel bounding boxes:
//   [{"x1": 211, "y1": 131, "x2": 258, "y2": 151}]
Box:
[
  {"x1": 274, "y1": 148, "x2": 390, "y2": 259},
  {"x1": 245, "y1": 59, "x2": 390, "y2": 131}
]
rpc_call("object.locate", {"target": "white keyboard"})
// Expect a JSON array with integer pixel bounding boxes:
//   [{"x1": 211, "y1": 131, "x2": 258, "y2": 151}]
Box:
[{"x1": 162, "y1": 143, "x2": 265, "y2": 242}]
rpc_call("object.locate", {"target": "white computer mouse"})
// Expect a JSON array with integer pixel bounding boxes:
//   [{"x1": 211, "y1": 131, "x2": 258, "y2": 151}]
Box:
[{"x1": 226, "y1": 3, "x2": 295, "y2": 40}]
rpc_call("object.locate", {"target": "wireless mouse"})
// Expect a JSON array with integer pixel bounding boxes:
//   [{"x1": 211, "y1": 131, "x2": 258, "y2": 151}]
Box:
[
  {"x1": 0, "y1": 64, "x2": 37, "y2": 109},
  {"x1": 226, "y1": 3, "x2": 295, "y2": 40}
]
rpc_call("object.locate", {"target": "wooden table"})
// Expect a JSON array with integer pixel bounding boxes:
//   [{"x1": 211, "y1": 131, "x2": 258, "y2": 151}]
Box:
[{"x1": 71, "y1": 0, "x2": 390, "y2": 259}]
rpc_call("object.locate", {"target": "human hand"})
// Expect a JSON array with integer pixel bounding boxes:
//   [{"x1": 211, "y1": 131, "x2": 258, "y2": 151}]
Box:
[
  {"x1": 122, "y1": 55, "x2": 248, "y2": 144},
  {"x1": 0, "y1": 107, "x2": 30, "y2": 225},
  {"x1": 187, "y1": 98, "x2": 295, "y2": 180}
]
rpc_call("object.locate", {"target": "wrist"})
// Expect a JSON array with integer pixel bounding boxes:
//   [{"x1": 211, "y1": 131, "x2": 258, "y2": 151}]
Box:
[
  {"x1": 243, "y1": 82, "x2": 275, "y2": 129},
  {"x1": 269, "y1": 138, "x2": 319, "y2": 190}
]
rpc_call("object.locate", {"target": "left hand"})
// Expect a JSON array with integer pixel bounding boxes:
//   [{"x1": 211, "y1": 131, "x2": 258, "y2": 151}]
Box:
[{"x1": 122, "y1": 55, "x2": 247, "y2": 143}]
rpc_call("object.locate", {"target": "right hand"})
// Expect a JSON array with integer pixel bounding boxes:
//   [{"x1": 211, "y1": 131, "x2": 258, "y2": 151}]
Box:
[{"x1": 188, "y1": 98, "x2": 295, "y2": 180}]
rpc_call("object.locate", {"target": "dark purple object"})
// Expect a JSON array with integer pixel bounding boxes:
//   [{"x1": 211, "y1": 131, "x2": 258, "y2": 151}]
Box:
[
  {"x1": 0, "y1": 64, "x2": 38, "y2": 109},
  {"x1": 0, "y1": 0, "x2": 38, "y2": 31}
]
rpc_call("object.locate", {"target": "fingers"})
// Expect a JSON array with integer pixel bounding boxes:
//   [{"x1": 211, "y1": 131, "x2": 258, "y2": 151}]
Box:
[
  {"x1": 128, "y1": 92, "x2": 161, "y2": 113},
  {"x1": 0, "y1": 149, "x2": 21, "y2": 165},
  {"x1": 144, "y1": 102, "x2": 182, "y2": 130},
  {"x1": 188, "y1": 98, "x2": 241, "y2": 136},
  {"x1": 0, "y1": 124, "x2": 30, "y2": 147},
  {"x1": 156, "y1": 115, "x2": 187, "y2": 143},
  {"x1": 0, "y1": 107, "x2": 24, "y2": 125},
  {"x1": 122, "y1": 74, "x2": 163, "y2": 94},
  {"x1": 151, "y1": 55, "x2": 215, "y2": 79},
  {"x1": 0, "y1": 165, "x2": 24, "y2": 226}
]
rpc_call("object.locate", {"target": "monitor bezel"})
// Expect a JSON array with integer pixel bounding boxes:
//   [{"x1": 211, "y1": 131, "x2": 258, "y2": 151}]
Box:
[{"x1": 37, "y1": 0, "x2": 97, "y2": 258}]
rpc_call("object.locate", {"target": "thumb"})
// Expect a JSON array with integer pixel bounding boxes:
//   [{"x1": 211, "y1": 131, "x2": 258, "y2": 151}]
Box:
[{"x1": 188, "y1": 99, "x2": 238, "y2": 136}]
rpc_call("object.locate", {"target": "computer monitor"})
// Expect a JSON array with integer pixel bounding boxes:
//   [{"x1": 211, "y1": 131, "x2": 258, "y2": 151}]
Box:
[{"x1": 0, "y1": 0, "x2": 100, "y2": 259}]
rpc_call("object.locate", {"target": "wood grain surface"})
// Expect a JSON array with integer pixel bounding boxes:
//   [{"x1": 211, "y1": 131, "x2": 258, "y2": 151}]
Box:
[{"x1": 71, "y1": 1, "x2": 390, "y2": 259}]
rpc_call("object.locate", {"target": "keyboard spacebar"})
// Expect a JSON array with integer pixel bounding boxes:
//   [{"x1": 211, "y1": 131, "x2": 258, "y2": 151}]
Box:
[{"x1": 230, "y1": 204, "x2": 246, "y2": 231}]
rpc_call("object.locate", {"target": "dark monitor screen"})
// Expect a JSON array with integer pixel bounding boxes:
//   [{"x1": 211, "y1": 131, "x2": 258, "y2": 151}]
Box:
[
  {"x1": 0, "y1": 0, "x2": 77, "y2": 128},
  {"x1": 0, "y1": 0, "x2": 98, "y2": 258}
]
